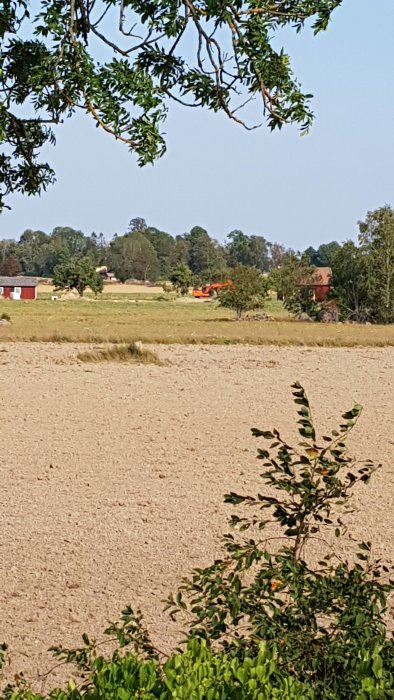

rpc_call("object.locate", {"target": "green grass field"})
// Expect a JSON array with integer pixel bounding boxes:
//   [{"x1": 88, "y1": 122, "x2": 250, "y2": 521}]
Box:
[{"x1": 0, "y1": 292, "x2": 393, "y2": 346}]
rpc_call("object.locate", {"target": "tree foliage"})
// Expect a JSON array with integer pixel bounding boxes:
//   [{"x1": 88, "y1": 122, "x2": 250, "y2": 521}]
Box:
[
  {"x1": 5, "y1": 636, "x2": 389, "y2": 698},
  {"x1": 0, "y1": 254, "x2": 22, "y2": 276},
  {"x1": 0, "y1": 0, "x2": 342, "y2": 209},
  {"x1": 14, "y1": 226, "x2": 103, "y2": 276},
  {"x1": 108, "y1": 231, "x2": 160, "y2": 283},
  {"x1": 304, "y1": 241, "x2": 341, "y2": 267},
  {"x1": 165, "y1": 384, "x2": 394, "y2": 698},
  {"x1": 185, "y1": 226, "x2": 225, "y2": 276},
  {"x1": 52, "y1": 256, "x2": 103, "y2": 296},
  {"x1": 219, "y1": 264, "x2": 268, "y2": 319},
  {"x1": 169, "y1": 265, "x2": 193, "y2": 296},
  {"x1": 142, "y1": 227, "x2": 176, "y2": 279},
  {"x1": 128, "y1": 217, "x2": 147, "y2": 233},
  {"x1": 171, "y1": 236, "x2": 190, "y2": 268},
  {"x1": 331, "y1": 241, "x2": 369, "y2": 322},
  {"x1": 270, "y1": 255, "x2": 318, "y2": 317},
  {"x1": 269, "y1": 242, "x2": 294, "y2": 270},
  {"x1": 227, "y1": 231, "x2": 270, "y2": 271},
  {"x1": 359, "y1": 205, "x2": 394, "y2": 324}
]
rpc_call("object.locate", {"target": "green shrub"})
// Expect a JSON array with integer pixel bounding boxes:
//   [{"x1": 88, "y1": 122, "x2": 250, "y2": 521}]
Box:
[
  {"x1": 169, "y1": 266, "x2": 193, "y2": 296},
  {"x1": 166, "y1": 383, "x2": 394, "y2": 698},
  {"x1": 4, "y1": 639, "x2": 393, "y2": 699}
]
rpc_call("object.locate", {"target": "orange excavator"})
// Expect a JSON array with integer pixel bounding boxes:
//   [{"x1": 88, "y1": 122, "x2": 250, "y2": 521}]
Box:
[{"x1": 192, "y1": 281, "x2": 231, "y2": 299}]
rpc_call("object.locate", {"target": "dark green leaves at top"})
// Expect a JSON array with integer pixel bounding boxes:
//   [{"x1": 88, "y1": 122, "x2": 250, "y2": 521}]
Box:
[{"x1": 291, "y1": 381, "x2": 316, "y2": 442}]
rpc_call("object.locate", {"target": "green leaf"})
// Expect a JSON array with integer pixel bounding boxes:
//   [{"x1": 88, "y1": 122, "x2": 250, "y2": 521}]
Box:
[{"x1": 252, "y1": 429, "x2": 274, "y2": 439}]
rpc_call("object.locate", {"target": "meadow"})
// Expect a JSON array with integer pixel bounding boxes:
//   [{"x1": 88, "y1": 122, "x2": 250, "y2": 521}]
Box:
[{"x1": 0, "y1": 284, "x2": 393, "y2": 346}]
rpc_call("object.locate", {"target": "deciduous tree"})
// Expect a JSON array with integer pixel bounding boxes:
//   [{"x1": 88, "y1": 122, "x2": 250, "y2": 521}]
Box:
[
  {"x1": 331, "y1": 241, "x2": 369, "y2": 321},
  {"x1": 142, "y1": 227, "x2": 176, "y2": 279},
  {"x1": 108, "y1": 232, "x2": 159, "y2": 283},
  {"x1": 169, "y1": 265, "x2": 193, "y2": 296},
  {"x1": 269, "y1": 242, "x2": 294, "y2": 269},
  {"x1": 227, "y1": 230, "x2": 251, "y2": 267},
  {"x1": 273, "y1": 255, "x2": 318, "y2": 318},
  {"x1": 227, "y1": 231, "x2": 270, "y2": 271},
  {"x1": 186, "y1": 226, "x2": 226, "y2": 276},
  {"x1": 359, "y1": 206, "x2": 394, "y2": 323},
  {"x1": 128, "y1": 218, "x2": 147, "y2": 233},
  {"x1": 53, "y1": 257, "x2": 103, "y2": 296},
  {"x1": 17, "y1": 229, "x2": 52, "y2": 276},
  {"x1": 0, "y1": 254, "x2": 22, "y2": 276},
  {"x1": 304, "y1": 241, "x2": 341, "y2": 267},
  {"x1": 219, "y1": 265, "x2": 268, "y2": 319},
  {"x1": 0, "y1": 1, "x2": 343, "y2": 210},
  {"x1": 170, "y1": 237, "x2": 190, "y2": 268}
]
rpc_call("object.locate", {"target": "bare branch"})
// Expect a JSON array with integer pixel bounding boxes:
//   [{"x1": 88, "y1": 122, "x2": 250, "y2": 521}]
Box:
[{"x1": 84, "y1": 94, "x2": 139, "y2": 148}]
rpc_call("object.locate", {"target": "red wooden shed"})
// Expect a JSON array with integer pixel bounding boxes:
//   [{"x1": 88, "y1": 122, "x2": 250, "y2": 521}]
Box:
[
  {"x1": 313, "y1": 267, "x2": 332, "y2": 302},
  {"x1": 0, "y1": 276, "x2": 38, "y2": 300}
]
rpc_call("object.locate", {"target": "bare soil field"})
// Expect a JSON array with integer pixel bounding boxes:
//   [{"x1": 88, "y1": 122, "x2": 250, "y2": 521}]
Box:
[
  {"x1": 37, "y1": 283, "x2": 165, "y2": 295},
  {"x1": 0, "y1": 344, "x2": 393, "y2": 690}
]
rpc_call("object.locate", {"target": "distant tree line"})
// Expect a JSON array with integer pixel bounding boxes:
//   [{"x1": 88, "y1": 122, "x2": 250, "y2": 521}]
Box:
[
  {"x1": 0, "y1": 218, "x2": 294, "y2": 282},
  {"x1": 2, "y1": 206, "x2": 394, "y2": 323},
  {"x1": 0, "y1": 227, "x2": 107, "y2": 277}
]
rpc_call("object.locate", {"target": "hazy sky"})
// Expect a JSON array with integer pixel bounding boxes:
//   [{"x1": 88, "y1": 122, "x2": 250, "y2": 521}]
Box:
[{"x1": 1, "y1": 0, "x2": 394, "y2": 247}]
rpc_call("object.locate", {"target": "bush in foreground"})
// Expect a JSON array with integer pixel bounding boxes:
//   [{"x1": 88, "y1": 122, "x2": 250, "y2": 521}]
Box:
[
  {"x1": 1, "y1": 637, "x2": 391, "y2": 699},
  {"x1": 1, "y1": 385, "x2": 393, "y2": 698},
  {"x1": 166, "y1": 383, "x2": 394, "y2": 697}
]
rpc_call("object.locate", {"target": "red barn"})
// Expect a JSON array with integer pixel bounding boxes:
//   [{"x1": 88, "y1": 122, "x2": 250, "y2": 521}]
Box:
[
  {"x1": 0, "y1": 276, "x2": 38, "y2": 300},
  {"x1": 313, "y1": 267, "x2": 332, "y2": 302}
]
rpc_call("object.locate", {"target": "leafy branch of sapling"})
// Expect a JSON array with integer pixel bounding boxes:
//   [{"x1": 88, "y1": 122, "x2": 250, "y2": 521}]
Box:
[{"x1": 164, "y1": 382, "x2": 392, "y2": 697}]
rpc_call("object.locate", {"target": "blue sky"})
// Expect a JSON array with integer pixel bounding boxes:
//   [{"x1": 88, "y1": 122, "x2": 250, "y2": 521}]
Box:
[{"x1": 1, "y1": 0, "x2": 394, "y2": 247}]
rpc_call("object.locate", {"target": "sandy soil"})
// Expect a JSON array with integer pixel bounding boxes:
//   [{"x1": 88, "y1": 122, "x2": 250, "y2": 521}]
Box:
[
  {"x1": 0, "y1": 344, "x2": 393, "y2": 689},
  {"x1": 38, "y1": 283, "x2": 165, "y2": 295}
]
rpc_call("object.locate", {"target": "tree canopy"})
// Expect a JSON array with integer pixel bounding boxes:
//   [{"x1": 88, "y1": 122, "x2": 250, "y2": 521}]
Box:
[
  {"x1": 219, "y1": 264, "x2": 268, "y2": 319},
  {"x1": 358, "y1": 205, "x2": 394, "y2": 323},
  {"x1": 330, "y1": 241, "x2": 369, "y2": 321},
  {"x1": 269, "y1": 254, "x2": 319, "y2": 317},
  {"x1": 227, "y1": 230, "x2": 270, "y2": 270},
  {"x1": 304, "y1": 241, "x2": 341, "y2": 267},
  {"x1": 0, "y1": 0, "x2": 342, "y2": 210},
  {"x1": 108, "y1": 231, "x2": 160, "y2": 282},
  {"x1": 53, "y1": 256, "x2": 103, "y2": 296}
]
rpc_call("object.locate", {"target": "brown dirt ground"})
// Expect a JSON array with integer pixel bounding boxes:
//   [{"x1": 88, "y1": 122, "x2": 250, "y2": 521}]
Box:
[
  {"x1": 37, "y1": 283, "x2": 165, "y2": 295},
  {"x1": 0, "y1": 344, "x2": 393, "y2": 690}
]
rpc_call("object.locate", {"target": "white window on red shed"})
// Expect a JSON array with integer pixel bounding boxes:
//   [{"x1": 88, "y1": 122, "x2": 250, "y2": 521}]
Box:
[
  {"x1": 14, "y1": 287, "x2": 21, "y2": 294},
  {"x1": 0, "y1": 287, "x2": 3, "y2": 295}
]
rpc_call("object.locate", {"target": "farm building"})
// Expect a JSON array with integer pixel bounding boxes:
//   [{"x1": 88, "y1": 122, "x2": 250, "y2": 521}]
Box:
[
  {"x1": 96, "y1": 266, "x2": 116, "y2": 281},
  {"x1": 0, "y1": 276, "x2": 38, "y2": 300},
  {"x1": 313, "y1": 267, "x2": 332, "y2": 302}
]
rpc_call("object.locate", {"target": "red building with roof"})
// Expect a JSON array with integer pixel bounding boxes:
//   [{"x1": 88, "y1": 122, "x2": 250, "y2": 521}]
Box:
[
  {"x1": 0, "y1": 277, "x2": 38, "y2": 300},
  {"x1": 313, "y1": 267, "x2": 332, "y2": 302}
]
